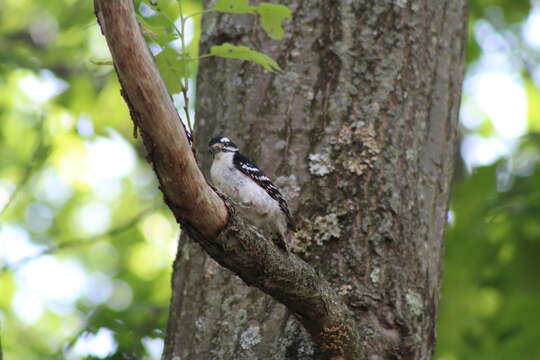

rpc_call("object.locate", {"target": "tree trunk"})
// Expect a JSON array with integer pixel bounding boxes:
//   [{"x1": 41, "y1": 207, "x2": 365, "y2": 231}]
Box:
[{"x1": 163, "y1": 0, "x2": 467, "y2": 359}]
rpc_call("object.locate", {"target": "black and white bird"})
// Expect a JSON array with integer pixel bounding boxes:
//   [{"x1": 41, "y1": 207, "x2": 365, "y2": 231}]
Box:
[{"x1": 208, "y1": 136, "x2": 296, "y2": 251}]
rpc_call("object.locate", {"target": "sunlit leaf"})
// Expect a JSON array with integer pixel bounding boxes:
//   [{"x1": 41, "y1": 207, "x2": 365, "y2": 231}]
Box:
[
  {"x1": 525, "y1": 79, "x2": 540, "y2": 132},
  {"x1": 477, "y1": 116, "x2": 495, "y2": 137},
  {"x1": 469, "y1": 0, "x2": 530, "y2": 23},
  {"x1": 137, "y1": 14, "x2": 178, "y2": 46},
  {"x1": 210, "y1": 43, "x2": 281, "y2": 72},
  {"x1": 0, "y1": 1, "x2": 195, "y2": 358},
  {"x1": 466, "y1": 21, "x2": 481, "y2": 64},
  {"x1": 146, "y1": 0, "x2": 180, "y2": 20},
  {"x1": 0, "y1": 274, "x2": 15, "y2": 308},
  {"x1": 254, "y1": 3, "x2": 291, "y2": 40},
  {"x1": 90, "y1": 80, "x2": 131, "y2": 135},
  {"x1": 154, "y1": 47, "x2": 188, "y2": 94}
]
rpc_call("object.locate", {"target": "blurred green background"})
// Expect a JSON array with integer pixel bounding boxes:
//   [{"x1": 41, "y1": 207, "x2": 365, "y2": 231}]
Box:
[{"x1": 0, "y1": 0, "x2": 539, "y2": 359}]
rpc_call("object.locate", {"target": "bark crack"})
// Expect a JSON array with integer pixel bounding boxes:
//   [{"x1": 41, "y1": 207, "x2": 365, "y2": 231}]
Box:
[{"x1": 94, "y1": 1, "x2": 362, "y2": 358}]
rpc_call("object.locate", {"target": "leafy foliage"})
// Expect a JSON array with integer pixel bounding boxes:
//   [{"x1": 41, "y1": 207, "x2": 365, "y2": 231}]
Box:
[
  {"x1": 438, "y1": 158, "x2": 540, "y2": 360},
  {"x1": 466, "y1": 0, "x2": 531, "y2": 63},
  {"x1": 1, "y1": 0, "x2": 539, "y2": 359},
  {"x1": 254, "y1": 3, "x2": 292, "y2": 40},
  {"x1": 212, "y1": 0, "x2": 291, "y2": 40},
  {"x1": 469, "y1": 0, "x2": 531, "y2": 23},
  {"x1": 134, "y1": 0, "x2": 291, "y2": 137},
  {"x1": 435, "y1": 0, "x2": 540, "y2": 359},
  {"x1": 0, "y1": 0, "x2": 189, "y2": 359},
  {"x1": 154, "y1": 47, "x2": 190, "y2": 94},
  {"x1": 136, "y1": 0, "x2": 290, "y2": 84},
  {"x1": 206, "y1": 0, "x2": 292, "y2": 67},
  {"x1": 210, "y1": 43, "x2": 282, "y2": 72},
  {"x1": 137, "y1": 15, "x2": 178, "y2": 46}
]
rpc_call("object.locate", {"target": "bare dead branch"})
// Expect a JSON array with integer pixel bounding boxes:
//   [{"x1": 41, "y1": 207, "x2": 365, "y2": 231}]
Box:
[{"x1": 93, "y1": 1, "x2": 360, "y2": 357}]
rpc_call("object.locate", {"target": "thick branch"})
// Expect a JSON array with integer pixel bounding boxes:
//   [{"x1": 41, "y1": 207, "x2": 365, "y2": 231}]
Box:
[
  {"x1": 94, "y1": 1, "x2": 359, "y2": 357},
  {"x1": 185, "y1": 215, "x2": 361, "y2": 358},
  {"x1": 94, "y1": 0, "x2": 227, "y2": 239}
]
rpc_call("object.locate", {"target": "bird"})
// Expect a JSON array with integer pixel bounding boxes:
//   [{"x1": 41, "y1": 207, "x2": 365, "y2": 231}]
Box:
[{"x1": 208, "y1": 136, "x2": 296, "y2": 251}]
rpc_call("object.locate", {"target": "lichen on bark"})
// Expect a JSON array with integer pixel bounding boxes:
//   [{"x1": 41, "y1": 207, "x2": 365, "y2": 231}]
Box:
[{"x1": 161, "y1": 0, "x2": 468, "y2": 358}]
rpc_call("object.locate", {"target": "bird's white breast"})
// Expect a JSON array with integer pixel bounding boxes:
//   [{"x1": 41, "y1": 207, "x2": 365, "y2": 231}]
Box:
[{"x1": 210, "y1": 152, "x2": 281, "y2": 222}]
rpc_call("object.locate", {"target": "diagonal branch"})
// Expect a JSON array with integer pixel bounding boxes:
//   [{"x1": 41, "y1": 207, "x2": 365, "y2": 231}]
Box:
[
  {"x1": 94, "y1": 0, "x2": 227, "y2": 239},
  {"x1": 93, "y1": 1, "x2": 360, "y2": 358}
]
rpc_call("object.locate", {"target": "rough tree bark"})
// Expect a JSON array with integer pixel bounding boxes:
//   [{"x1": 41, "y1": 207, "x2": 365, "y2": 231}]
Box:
[
  {"x1": 95, "y1": 0, "x2": 467, "y2": 358},
  {"x1": 94, "y1": 0, "x2": 388, "y2": 358},
  {"x1": 163, "y1": 0, "x2": 467, "y2": 359}
]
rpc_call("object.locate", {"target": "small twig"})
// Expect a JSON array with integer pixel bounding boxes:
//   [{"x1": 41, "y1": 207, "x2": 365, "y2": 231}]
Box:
[
  {"x1": 61, "y1": 307, "x2": 103, "y2": 356},
  {"x1": 95, "y1": 2, "x2": 361, "y2": 356},
  {"x1": 148, "y1": 1, "x2": 194, "y2": 139},
  {"x1": 176, "y1": 0, "x2": 194, "y2": 138},
  {"x1": 0, "y1": 206, "x2": 158, "y2": 275},
  {"x1": 0, "y1": 116, "x2": 49, "y2": 218}
]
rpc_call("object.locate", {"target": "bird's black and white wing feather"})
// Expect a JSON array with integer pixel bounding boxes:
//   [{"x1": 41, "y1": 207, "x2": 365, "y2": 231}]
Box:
[{"x1": 233, "y1": 152, "x2": 296, "y2": 231}]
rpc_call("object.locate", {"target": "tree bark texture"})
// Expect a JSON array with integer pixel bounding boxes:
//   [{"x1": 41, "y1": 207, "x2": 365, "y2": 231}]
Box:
[
  {"x1": 95, "y1": 0, "x2": 366, "y2": 358},
  {"x1": 94, "y1": 0, "x2": 229, "y2": 240},
  {"x1": 164, "y1": 0, "x2": 467, "y2": 359}
]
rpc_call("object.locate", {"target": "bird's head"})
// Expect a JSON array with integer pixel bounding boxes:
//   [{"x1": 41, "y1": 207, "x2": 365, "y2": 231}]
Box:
[{"x1": 208, "y1": 136, "x2": 239, "y2": 154}]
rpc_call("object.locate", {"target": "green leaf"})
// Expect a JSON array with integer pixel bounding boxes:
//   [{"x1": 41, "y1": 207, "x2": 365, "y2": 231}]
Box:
[
  {"x1": 212, "y1": 0, "x2": 254, "y2": 14},
  {"x1": 254, "y1": 3, "x2": 291, "y2": 40},
  {"x1": 209, "y1": 43, "x2": 281, "y2": 72},
  {"x1": 469, "y1": 0, "x2": 530, "y2": 24},
  {"x1": 466, "y1": 20, "x2": 481, "y2": 64},
  {"x1": 147, "y1": 0, "x2": 180, "y2": 20},
  {"x1": 526, "y1": 79, "x2": 540, "y2": 132},
  {"x1": 137, "y1": 14, "x2": 178, "y2": 46},
  {"x1": 154, "y1": 47, "x2": 189, "y2": 93}
]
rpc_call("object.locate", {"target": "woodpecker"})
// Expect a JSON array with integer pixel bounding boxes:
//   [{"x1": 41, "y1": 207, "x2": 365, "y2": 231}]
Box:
[{"x1": 209, "y1": 136, "x2": 295, "y2": 251}]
